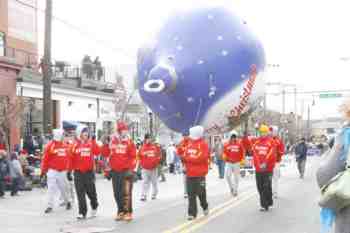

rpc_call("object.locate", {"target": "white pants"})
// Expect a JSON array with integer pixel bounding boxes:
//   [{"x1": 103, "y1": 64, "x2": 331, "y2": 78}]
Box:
[
  {"x1": 141, "y1": 169, "x2": 158, "y2": 198},
  {"x1": 225, "y1": 163, "x2": 240, "y2": 193},
  {"x1": 59, "y1": 179, "x2": 75, "y2": 204},
  {"x1": 47, "y1": 169, "x2": 70, "y2": 208},
  {"x1": 272, "y1": 163, "x2": 281, "y2": 196}
]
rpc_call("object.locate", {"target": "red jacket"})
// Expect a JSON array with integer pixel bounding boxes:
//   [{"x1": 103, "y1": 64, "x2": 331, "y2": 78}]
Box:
[
  {"x1": 71, "y1": 139, "x2": 100, "y2": 172},
  {"x1": 241, "y1": 136, "x2": 252, "y2": 153},
  {"x1": 252, "y1": 136, "x2": 276, "y2": 173},
  {"x1": 181, "y1": 138, "x2": 209, "y2": 177},
  {"x1": 102, "y1": 136, "x2": 136, "y2": 172},
  {"x1": 139, "y1": 143, "x2": 161, "y2": 170},
  {"x1": 272, "y1": 136, "x2": 285, "y2": 163},
  {"x1": 223, "y1": 139, "x2": 245, "y2": 163},
  {"x1": 177, "y1": 137, "x2": 190, "y2": 156},
  {"x1": 41, "y1": 141, "x2": 71, "y2": 174},
  {"x1": 0, "y1": 143, "x2": 6, "y2": 150}
]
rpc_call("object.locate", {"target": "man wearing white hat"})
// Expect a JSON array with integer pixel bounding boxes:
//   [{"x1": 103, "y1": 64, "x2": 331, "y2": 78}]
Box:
[
  {"x1": 41, "y1": 129, "x2": 72, "y2": 214},
  {"x1": 180, "y1": 126, "x2": 210, "y2": 220}
]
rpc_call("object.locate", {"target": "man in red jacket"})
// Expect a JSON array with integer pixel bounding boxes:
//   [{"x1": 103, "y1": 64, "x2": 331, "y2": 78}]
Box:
[
  {"x1": 252, "y1": 125, "x2": 277, "y2": 212},
  {"x1": 41, "y1": 129, "x2": 72, "y2": 214},
  {"x1": 223, "y1": 131, "x2": 245, "y2": 197},
  {"x1": 70, "y1": 125, "x2": 100, "y2": 219},
  {"x1": 139, "y1": 133, "x2": 161, "y2": 201},
  {"x1": 102, "y1": 121, "x2": 136, "y2": 222},
  {"x1": 270, "y1": 126, "x2": 285, "y2": 199},
  {"x1": 181, "y1": 126, "x2": 209, "y2": 221}
]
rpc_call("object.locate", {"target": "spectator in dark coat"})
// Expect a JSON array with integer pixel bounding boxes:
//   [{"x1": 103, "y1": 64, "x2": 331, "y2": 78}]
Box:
[{"x1": 295, "y1": 138, "x2": 308, "y2": 179}]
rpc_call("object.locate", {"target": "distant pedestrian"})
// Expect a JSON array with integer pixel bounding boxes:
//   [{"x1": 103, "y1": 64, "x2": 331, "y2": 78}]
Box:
[
  {"x1": 295, "y1": 138, "x2": 308, "y2": 179},
  {"x1": 213, "y1": 136, "x2": 225, "y2": 179},
  {"x1": 223, "y1": 131, "x2": 245, "y2": 197},
  {"x1": 180, "y1": 126, "x2": 209, "y2": 221},
  {"x1": 139, "y1": 134, "x2": 162, "y2": 201},
  {"x1": 177, "y1": 135, "x2": 191, "y2": 199},
  {"x1": 270, "y1": 126, "x2": 285, "y2": 199},
  {"x1": 252, "y1": 125, "x2": 277, "y2": 212},
  {"x1": 166, "y1": 143, "x2": 176, "y2": 174},
  {"x1": 9, "y1": 153, "x2": 23, "y2": 196},
  {"x1": 158, "y1": 145, "x2": 167, "y2": 182}
]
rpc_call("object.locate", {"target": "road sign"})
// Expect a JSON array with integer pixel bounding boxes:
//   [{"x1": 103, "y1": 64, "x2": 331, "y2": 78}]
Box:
[{"x1": 319, "y1": 93, "x2": 343, "y2": 98}]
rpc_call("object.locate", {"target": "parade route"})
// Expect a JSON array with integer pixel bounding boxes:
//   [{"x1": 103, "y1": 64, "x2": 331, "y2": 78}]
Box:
[{"x1": 0, "y1": 157, "x2": 321, "y2": 233}]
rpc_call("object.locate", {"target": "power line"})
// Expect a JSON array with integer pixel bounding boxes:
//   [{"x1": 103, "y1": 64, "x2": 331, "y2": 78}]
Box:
[
  {"x1": 11, "y1": 0, "x2": 135, "y2": 60},
  {"x1": 267, "y1": 89, "x2": 350, "y2": 95}
]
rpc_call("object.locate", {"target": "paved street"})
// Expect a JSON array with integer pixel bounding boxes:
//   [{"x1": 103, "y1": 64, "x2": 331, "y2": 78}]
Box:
[{"x1": 0, "y1": 157, "x2": 321, "y2": 233}]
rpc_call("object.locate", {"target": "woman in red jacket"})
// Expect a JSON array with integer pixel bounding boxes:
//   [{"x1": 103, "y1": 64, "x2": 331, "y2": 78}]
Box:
[
  {"x1": 252, "y1": 125, "x2": 277, "y2": 212},
  {"x1": 70, "y1": 125, "x2": 100, "y2": 219},
  {"x1": 181, "y1": 126, "x2": 210, "y2": 221},
  {"x1": 101, "y1": 121, "x2": 136, "y2": 222},
  {"x1": 139, "y1": 133, "x2": 161, "y2": 201}
]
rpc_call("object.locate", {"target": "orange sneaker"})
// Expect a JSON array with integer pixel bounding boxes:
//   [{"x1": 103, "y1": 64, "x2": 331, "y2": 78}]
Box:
[
  {"x1": 114, "y1": 213, "x2": 124, "y2": 221},
  {"x1": 123, "y1": 213, "x2": 133, "y2": 222}
]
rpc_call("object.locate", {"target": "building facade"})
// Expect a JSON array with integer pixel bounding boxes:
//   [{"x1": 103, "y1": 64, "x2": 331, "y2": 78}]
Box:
[{"x1": 0, "y1": 0, "x2": 38, "y2": 149}]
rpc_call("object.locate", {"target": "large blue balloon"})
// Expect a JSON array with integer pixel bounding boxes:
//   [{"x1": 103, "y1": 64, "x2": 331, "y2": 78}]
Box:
[{"x1": 137, "y1": 7, "x2": 265, "y2": 135}]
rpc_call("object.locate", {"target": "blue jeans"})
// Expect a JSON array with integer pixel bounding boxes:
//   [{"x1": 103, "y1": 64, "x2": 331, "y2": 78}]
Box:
[{"x1": 217, "y1": 160, "x2": 226, "y2": 178}]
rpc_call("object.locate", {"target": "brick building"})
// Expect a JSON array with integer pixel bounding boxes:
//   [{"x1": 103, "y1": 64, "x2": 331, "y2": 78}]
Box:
[{"x1": 0, "y1": 0, "x2": 38, "y2": 149}]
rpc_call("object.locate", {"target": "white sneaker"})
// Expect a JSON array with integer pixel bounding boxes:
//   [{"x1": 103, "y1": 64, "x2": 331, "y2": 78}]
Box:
[
  {"x1": 90, "y1": 209, "x2": 97, "y2": 218},
  {"x1": 77, "y1": 214, "x2": 86, "y2": 220}
]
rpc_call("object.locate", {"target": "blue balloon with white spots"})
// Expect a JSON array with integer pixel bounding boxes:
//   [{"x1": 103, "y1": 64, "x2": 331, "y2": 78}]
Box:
[{"x1": 137, "y1": 7, "x2": 265, "y2": 135}]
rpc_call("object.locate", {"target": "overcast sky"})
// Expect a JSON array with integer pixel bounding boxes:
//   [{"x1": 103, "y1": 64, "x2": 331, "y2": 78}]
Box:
[{"x1": 36, "y1": 0, "x2": 350, "y2": 120}]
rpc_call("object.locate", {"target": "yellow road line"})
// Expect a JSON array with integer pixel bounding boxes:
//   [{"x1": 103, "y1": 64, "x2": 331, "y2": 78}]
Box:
[
  {"x1": 162, "y1": 188, "x2": 256, "y2": 233},
  {"x1": 179, "y1": 192, "x2": 257, "y2": 233}
]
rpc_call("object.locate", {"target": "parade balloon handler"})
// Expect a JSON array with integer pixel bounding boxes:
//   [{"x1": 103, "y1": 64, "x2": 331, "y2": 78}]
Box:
[
  {"x1": 270, "y1": 126, "x2": 285, "y2": 199},
  {"x1": 101, "y1": 121, "x2": 137, "y2": 222},
  {"x1": 41, "y1": 129, "x2": 72, "y2": 214},
  {"x1": 252, "y1": 125, "x2": 277, "y2": 212},
  {"x1": 139, "y1": 133, "x2": 162, "y2": 201},
  {"x1": 223, "y1": 131, "x2": 245, "y2": 197},
  {"x1": 70, "y1": 125, "x2": 100, "y2": 220},
  {"x1": 177, "y1": 134, "x2": 191, "y2": 199},
  {"x1": 180, "y1": 126, "x2": 209, "y2": 220}
]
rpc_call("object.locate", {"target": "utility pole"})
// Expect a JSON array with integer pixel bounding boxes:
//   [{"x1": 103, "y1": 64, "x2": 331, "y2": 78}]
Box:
[
  {"x1": 294, "y1": 87, "x2": 298, "y2": 137},
  {"x1": 263, "y1": 92, "x2": 267, "y2": 120},
  {"x1": 43, "y1": 0, "x2": 53, "y2": 136},
  {"x1": 307, "y1": 104, "x2": 311, "y2": 139}
]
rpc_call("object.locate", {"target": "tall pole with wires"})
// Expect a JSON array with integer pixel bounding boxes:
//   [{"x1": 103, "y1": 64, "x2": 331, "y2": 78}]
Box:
[{"x1": 43, "y1": 0, "x2": 53, "y2": 136}]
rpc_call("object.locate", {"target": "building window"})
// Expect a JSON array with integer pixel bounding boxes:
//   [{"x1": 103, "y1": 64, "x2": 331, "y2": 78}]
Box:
[{"x1": 0, "y1": 32, "x2": 5, "y2": 57}]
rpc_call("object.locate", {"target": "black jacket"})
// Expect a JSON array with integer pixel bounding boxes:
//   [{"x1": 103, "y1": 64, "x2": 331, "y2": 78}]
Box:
[{"x1": 295, "y1": 142, "x2": 308, "y2": 160}]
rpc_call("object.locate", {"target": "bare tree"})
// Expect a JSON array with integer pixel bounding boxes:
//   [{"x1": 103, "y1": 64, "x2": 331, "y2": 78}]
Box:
[{"x1": 0, "y1": 96, "x2": 24, "y2": 151}]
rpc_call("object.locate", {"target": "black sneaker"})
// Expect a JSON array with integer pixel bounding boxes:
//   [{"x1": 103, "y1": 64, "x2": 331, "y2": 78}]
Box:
[
  {"x1": 66, "y1": 202, "x2": 72, "y2": 210},
  {"x1": 151, "y1": 196, "x2": 156, "y2": 200},
  {"x1": 140, "y1": 197, "x2": 147, "y2": 202},
  {"x1": 45, "y1": 207, "x2": 53, "y2": 214},
  {"x1": 187, "y1": 216, "x2": 196, "y2": 221}
]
